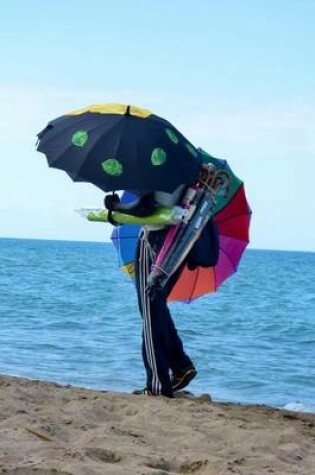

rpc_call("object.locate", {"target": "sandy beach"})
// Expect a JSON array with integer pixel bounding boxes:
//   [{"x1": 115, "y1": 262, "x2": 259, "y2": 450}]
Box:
[{"x1": 0, "y1": 375, "x2": 314, "y2": 475}]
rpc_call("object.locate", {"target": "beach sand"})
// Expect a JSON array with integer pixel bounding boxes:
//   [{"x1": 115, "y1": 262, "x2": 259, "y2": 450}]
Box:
[{"x1": 0, "y1": 375, "x2": 314, "y2": 474}]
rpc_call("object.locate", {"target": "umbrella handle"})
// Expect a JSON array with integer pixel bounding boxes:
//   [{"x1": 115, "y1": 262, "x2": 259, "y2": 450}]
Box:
[
  {"x1": 199, "y1": 166, "x2": 231, "y2": 197},
  {"x1": 212, "y1": 170, "x2": 231, "y2": 197}
]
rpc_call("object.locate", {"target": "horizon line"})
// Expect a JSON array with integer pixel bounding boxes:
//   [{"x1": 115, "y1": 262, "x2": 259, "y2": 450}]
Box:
[{"x1": 1, "y1": 236, "x2": 314, "y2": 255}]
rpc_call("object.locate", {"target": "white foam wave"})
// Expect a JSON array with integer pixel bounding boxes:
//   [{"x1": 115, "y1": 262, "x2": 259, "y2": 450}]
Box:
[{"x1": 283, "y1": 402, "x2": 315, "y2": 414}]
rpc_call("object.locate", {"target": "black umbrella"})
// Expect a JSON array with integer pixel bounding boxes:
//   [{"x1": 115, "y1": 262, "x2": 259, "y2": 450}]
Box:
[{"x1": 37, "y1": 103, "x2": 203, "y2": 195}]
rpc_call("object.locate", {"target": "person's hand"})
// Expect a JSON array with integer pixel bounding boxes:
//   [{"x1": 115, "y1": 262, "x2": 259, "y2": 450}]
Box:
[{"x1": 104, "y1": 193, "x2": 120, "y2": 210}]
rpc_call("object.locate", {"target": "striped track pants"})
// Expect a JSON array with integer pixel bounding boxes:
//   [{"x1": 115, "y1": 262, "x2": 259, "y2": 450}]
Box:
[{"x1": 135, "y1": 229, "x2": 192, "y2": 396}]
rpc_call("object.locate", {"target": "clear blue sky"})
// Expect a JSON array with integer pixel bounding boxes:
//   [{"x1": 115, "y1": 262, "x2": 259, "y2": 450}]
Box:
[{"x1": 1, "y1": 0, "x2": 314, "y2": 251}]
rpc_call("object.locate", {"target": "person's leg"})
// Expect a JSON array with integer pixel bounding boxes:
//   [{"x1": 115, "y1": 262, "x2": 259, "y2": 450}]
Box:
[
  {"x1": 148, "y1": 230, "x2": 196, "y2": 388},
  {"x1": 135, "y1": 229, "x2": 196, "y2": 395},
  {"x1": 162, "y1": 268, "x2": 194, "y2": 375},
  {"x1": 135, "y1": 231, "x2": 173, "y2": 397}
]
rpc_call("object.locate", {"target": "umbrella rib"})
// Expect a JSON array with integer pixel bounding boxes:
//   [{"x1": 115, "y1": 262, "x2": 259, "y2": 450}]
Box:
[
  {"x1": 219, "y1": 245, "x2": 238, "y2": 273},
  {"x1": 81, "y1": 119, "x2": 124, "y2": 165},
  {"x1": 219, "y1": 232, "x2": 250, "y2": 242},
  {"x1": 213, "y1": 263, "x2": 217, "y2": 291},
  {"x1": 213, "y1": 184, "x2": 244, "y2": 216},
  {"x1": 187, "y1": 265, "x2": 201, "y2": 303}
]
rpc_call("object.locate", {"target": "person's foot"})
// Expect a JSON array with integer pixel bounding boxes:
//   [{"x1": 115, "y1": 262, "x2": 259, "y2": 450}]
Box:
[
  {"x1": 171, "y1": 366, "x2": 197, "y2": 392},
  {"x1": 132, "y1": 388, "x2": 174, "y2": 398},
  {"x1": 132, "y1": 388, "x2": 153, "y2": 396}
]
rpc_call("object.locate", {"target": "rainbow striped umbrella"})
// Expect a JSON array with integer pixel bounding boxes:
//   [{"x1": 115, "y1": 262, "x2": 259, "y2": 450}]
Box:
[{"x1": 111, "y1": 149, "x2": 251, "y2": 302}]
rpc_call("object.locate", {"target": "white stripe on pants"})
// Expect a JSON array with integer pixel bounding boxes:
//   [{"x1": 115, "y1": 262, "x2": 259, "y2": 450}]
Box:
[{"x1": 138, "y1": 233, "x2": 162, "y2": 395}]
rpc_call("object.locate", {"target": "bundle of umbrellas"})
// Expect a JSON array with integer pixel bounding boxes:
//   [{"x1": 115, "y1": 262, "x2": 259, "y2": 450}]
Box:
[{"x1": 37, "y1": 103, "x2": 251, "y2": 302}]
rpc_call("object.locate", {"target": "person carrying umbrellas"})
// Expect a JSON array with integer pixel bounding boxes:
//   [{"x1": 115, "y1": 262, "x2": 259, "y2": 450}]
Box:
[
  {"x1": 37, "y1": 104, "x2": 250, "y2": 398},
  {"x1": 105, "y1": 164, "x2": 220, "y2": 397}
]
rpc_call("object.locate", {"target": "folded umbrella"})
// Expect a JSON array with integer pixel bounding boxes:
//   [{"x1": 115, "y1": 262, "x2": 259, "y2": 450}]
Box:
[{"x1": 145, "y1": 168, "x2": 230, "y2": 297}]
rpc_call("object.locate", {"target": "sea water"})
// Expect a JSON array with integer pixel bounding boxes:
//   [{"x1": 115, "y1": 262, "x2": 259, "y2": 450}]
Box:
[{"x1": 0, "y1": 238, "x2": 314, "y2": 413}]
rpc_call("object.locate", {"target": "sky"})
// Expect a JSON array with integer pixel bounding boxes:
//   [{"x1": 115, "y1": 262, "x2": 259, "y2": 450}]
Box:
[{"x1": 1, "y1": 0, "x2": 314, "y2": 251}]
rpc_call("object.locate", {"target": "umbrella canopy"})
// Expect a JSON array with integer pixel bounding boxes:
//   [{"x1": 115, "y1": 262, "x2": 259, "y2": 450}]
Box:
[
  {"x1": 37, "y1": 103, "x2": 202, "y2": 195},
  {"x1": 111, "y1": 150, "x2": 251, "y2": 302}
]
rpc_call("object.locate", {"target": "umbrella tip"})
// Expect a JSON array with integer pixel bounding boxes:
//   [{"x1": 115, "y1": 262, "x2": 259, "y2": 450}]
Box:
[{"x1": 125, "y1": 105, "x2": 131, "y2": 116}]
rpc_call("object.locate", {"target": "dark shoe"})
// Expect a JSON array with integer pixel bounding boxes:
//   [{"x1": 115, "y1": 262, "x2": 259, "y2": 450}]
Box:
[
  {"x1": 171, "y1": 366, "x2": 197, "y2": 392},
  {"x1": 132, "y1": 388, "x2": 153, "y2": 396},
  {"x1": 132, "y1": 388, "x2": 174, "y2": 398}
]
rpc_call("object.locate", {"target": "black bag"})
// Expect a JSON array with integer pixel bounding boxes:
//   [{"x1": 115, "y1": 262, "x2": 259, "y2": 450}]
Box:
[{"x1": 186, "y1": 218, "x2": 219, "y2": 270}]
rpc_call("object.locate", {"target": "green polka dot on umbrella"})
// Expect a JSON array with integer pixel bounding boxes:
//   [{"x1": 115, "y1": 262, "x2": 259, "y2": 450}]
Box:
[
  {"x1": 165, "y1": 128, "x2": 179, "y2": 145},
  {"x1": 151, "y1": 148, "x2": 167, "y2": 166},
  {"x1": 101, "y1": 158, "x2": 123, "y2": 176},
  {"x1": 72, "y1": 130, "x2": 88, "y2": 147},
  {"x1": 185, "y1": 143, "x2": 198, "y2": 158}
]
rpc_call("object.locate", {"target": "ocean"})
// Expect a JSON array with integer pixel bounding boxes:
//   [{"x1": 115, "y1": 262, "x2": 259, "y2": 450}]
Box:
[{"x1": 0, "y1": 238, "x2": 314, "y2": 413}]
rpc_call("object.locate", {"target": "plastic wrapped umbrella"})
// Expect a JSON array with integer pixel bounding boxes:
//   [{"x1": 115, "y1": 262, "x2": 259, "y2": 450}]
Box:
[{"x1": 111, "y1": 150, "x2": 252, "y2": 302}]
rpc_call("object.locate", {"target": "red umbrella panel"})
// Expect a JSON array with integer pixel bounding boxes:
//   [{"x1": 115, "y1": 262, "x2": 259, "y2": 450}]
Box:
[{"x1": 169, "y1": 182, "x2": 251, "y2": 302}]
